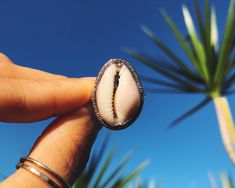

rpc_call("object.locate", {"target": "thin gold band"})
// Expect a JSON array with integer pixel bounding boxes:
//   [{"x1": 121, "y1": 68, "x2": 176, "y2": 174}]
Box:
[
  {"x1": 17, "y1": 157, "x2": 71, "y2": 188},
  {"x1": 17, "y1": 163, "x2": 61, "y2": 188}
]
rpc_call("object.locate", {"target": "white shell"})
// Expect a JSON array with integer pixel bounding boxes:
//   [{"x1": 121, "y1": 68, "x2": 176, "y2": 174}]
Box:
[{"x1": 92, "y1": 59, "x2": 144, "y2": 130}]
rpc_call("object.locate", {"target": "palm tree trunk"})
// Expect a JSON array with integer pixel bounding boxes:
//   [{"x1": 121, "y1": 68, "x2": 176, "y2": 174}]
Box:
[{"x1": 214, "y1": 97, "x2": 235, "y2": 164}]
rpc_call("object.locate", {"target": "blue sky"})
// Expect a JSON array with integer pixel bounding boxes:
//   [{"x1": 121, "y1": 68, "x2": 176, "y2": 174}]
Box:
[{"x1": 0, "y1": 0, "x2": 234, "y2": 187}]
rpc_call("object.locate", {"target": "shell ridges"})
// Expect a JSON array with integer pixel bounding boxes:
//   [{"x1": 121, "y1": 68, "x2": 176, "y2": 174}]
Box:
[{"x1": 92, "y1": 59, "x2": 144, "y2": 130}]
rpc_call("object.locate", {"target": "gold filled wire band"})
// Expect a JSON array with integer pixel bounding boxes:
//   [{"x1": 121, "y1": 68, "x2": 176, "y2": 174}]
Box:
[
  {"x1": 16, "y1": 162, "x2": 61, "y2": 188},
  {"x1": 16, "y1": 157, "x2": 71, "y2": 188}
]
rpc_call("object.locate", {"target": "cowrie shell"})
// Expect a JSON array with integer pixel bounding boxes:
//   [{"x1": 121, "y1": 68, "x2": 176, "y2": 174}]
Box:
[{"x1": 92, "y1": 59, "x2": 144, "y2": 130}]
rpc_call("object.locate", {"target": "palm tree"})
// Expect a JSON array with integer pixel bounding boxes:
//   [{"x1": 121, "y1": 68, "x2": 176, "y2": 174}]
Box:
[
  {"x1": 125, "y1": 0, "x2": 235, "y2": 164},
  {"x1": 73, "y1": 136, "x2": 148, "y2": 188}
]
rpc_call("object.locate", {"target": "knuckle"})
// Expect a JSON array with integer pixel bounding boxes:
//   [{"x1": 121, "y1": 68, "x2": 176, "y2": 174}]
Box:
[
  {"x1": 11, "y1": 83, "x2": 29, "y2": 115},
  {"x1": 0, "y1": 52, "x2": 7, "y2": 58},
  {"x1": 0, "y1": 52, "x2": 13, "y2": 64}
]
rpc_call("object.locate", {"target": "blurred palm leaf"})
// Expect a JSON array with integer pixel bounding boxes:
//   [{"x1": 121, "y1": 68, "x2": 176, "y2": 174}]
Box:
[
  {"x1": 134, "y1": 178, "x2": 162, "y2": 188},
  {"x1": 125, "y1": 0, "x2": 235, "y2": 165},
  {"x1": 73, "y1": 137, "x2": 148, "y2": 188},
  {"x1": 209, "y1": 172, "x2": 234, "y2": 188}
]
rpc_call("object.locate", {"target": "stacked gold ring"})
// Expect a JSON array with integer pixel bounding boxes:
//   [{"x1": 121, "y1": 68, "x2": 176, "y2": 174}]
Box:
[{"x1": 16, "y1": 157, "x2": 71, "y2": 188}]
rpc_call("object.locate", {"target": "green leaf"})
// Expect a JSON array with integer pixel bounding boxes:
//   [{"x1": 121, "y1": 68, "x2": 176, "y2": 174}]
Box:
[
  {"x1": 74, "y1": 136, "x2": 147, "y2": 188},
  {"x1": 227, "y1": 175, "x2": 234, "y2": 188},
  {"x1": 141, "y1": 25, "x2": 197, "y2": 76},
  {"x1": 204, "y1": 0, "x2": 216, "y2": 80},
  {"x1": 140, "y1": 75, "x2": 186, "y2": 89},
  {"x1": 118, "y1": 160, "x2": 149, "y2": 188},
  {"x1": 193, "y1": 0, "x2": 206, "y2": 46},
  {"x1": 77, "y1": 136, "x2": 109, "y2": 187},
  {"x1": 220, "y1": 173, "x2": 234, "y2": 188},
  {"x1": 224, "y1": 71, "x2": 235, "y2": 92},
  {"x1": 161, "y1": 58, "x2": 205, "y2": 85},
  {"x1": 215, "y1": 0, "x2": 235, "y2": 84},
  {"x1": 160, "y1": 9, "x2": 204, "y2": 77},
  {"x1": 101, "y1": 153, "x2": 131, "y2": 188},
  {"x1": 169, "y1": 97, "x2": 211, "y2": 127},
  {"x1": 193, "y1": 0, "x2": 216, "y2": 81},
  {"x1": 73, "y1": 174, "x2": 84, "y2": 188},
  {"x1": 110, "y1": 178, "x2": 122, "y2": 188},
  {"x1": 124, "y1": 48, "x2": 201, "y2": 92},
  {"x1": 134, "y1": 178, "x2": 143, "y2": 188},
  {"x1": 182, "y1": 5, "x2": 209, "y2": 82},
  {"x1": 141, "y1": 25, "x2": 205, "y2": 85},
  {"x1": 93, "y1": 149, "x2": 114, "y2": 188},
  {"x1": 145, "y1": 88, "x2": 193, "y2": 94},
  {"x1": 204, "y1": 0, "x2": 211, "y2": 48},
  {"x1": 211, "y1": 7, "x2": 218, "y2": 48},
  {"x1": 224, "y1": 55, "x2": 235, "y2": 90},
  {"x1": 224, "y1": 55, "x2": 235, "y2": 82}
]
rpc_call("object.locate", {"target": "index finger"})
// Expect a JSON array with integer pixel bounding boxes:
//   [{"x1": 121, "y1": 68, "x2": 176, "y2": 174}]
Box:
[{"x1": 0, "y1": 77, "x2": 95, "y2": 123}]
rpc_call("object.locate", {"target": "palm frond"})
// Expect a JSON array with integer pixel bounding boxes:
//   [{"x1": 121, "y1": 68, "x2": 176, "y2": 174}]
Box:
[
  {"x1": 221, "y1": 173, "x2": 234, "y2": 188},
  {"x1": 134, "y1": 178, "x2": 147, "y2": 188},
  {"x1": 224, "y1": 54, "x2": 235, "y2": 81},
  {"x1": 100, "y1": 153, "x2": 131, "y2": 188},
  {"x1": 182, "y1": 5, "x2": 209, "y2": 82},
  {"x1": 126, "y1": 0, "x2": 235, "y2": 128},
  {"x1": 93, "y1": 149, "x2": 114, "y2": 188},
  {"x1": 127, "y1": 0, "x2": 235, "y2": 97},
  {"x1": 193, "y1": 0, "x2": 207, "y2": 47},
  {"x1": 223, "y1": 59, "x2": 235, "y2": 90},
  {"x1": 140, "y1": 75, "x2": 182, "y2": 88},
  {"x1": 204, "y1": 0, "x2": 215, "y2": 78},
  {"x1": 204, "y1": 0, "x2": 211, "y2": 47},
  {"x1": 141, "y1": 25, "x2": 205, "y2": 85},
  {"x1": 73, "y1": 137, "x2": 109, "y2": 187},
  {"x1": 124, "y1": 49, "x2": 202, "y2": 93},
  {"x1": 133, "y1": 177, "x2": 159, "y2": 188},
  {"x1": 145, "y1": 87, "x2": 200, "y2": 94},
  {"x1": 208, "y1": 172, "x2": 234, "y2": 188},
  {"x1": 169, "y1": 97, "x2": 211, "y2": 127},
  {"x1": 214, "y1": 0, "x2": 235, "y2": 85},
  {"x1": 210, "y1": 7, "x2": 218, "y2": 49},
  {"x1": 113, "y1": 160, "x2": 149, "y2": 188},
  {"x1": 160, "y1": 9, "x2": 204, "y2": 77},
  {"x1": 73, "y1": 137, "x2": 147, "y2": 188},
  {"x1": 141, "y1": 26, "x2": 197, "y2": 75}
]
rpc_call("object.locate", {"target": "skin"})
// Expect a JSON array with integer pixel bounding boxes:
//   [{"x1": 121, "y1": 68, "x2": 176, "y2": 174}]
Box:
[{"x1": 0, "y1": 53, "x2": 102, "y2": 187}]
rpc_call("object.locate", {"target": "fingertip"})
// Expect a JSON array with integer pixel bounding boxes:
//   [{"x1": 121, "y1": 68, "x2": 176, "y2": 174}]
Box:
[
  {"x1": 73, "y1": 77, "x2": 95, "y2": 96},
  {"x1": 50, "y1": 78, "x2": 95, "y2": 115},
  {"x1": 69, "y1": 77, "x2": 96, "y2": 100}
]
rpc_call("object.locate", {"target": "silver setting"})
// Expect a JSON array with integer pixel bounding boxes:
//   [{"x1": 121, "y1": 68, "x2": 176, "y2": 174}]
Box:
[{"x1": 92, "y1": 59, "x2": 144, "y2": 130}]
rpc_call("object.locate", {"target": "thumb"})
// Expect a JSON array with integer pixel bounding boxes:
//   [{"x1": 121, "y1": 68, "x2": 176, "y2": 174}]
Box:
[{"x1": 1, "y1": 104, "x2": 102, "y2": 187}]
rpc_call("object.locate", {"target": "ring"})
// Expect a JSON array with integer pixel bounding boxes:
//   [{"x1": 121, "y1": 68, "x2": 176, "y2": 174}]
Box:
[
  {"x1": 17, "y1": 156, "x2": 71, "y2": 188},
  {"x1": 17, "y1": 162, "x2": 61, "y2": 188}
]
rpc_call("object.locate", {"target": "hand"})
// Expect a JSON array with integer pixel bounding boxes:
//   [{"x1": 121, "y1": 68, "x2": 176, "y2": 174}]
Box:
[{"x1": 0, "y1": 53, "x2": 101, "y2": 187}]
